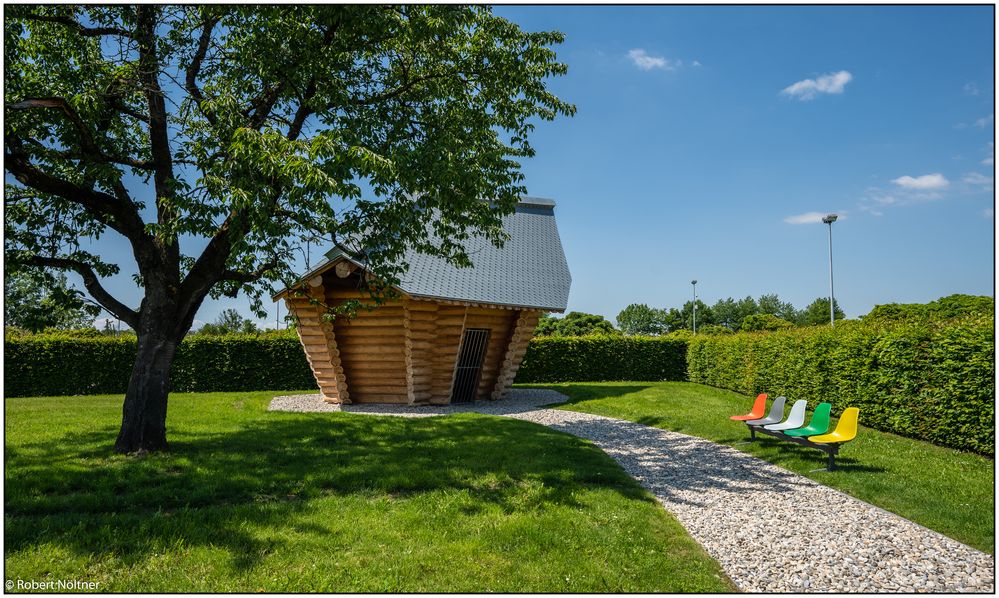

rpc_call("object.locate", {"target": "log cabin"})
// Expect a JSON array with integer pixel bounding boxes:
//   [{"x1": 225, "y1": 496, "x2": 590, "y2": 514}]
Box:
[{"x1": 273, "y1": 197, "x2": 571, "y2": 405}]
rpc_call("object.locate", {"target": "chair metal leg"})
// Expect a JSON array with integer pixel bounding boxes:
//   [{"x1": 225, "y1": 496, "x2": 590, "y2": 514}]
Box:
[{"x1": 735, "y1": 426, "x2": 756, "y2": 445}]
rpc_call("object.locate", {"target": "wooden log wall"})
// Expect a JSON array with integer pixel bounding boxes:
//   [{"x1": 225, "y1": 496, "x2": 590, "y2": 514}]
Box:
[
  {"x1": 288, "y1": 273, "x2": 542, "y2": 405},
  {"x1": 328, "y1": 289, "x2": 409, "y2": 404},
  {"x1": 427, "y1": 304, "x2": 467, "y2": 405},
  {"x1": 462, "y1": 307, "x2": 518, "y2": 401},
  {"x1": 406, "y1": 300, "x2": 440, "y2": 405}
]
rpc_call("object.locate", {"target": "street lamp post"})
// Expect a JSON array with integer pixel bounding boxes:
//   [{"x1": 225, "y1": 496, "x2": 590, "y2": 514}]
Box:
[
  {"x1": 822, "y1": 214, "x2": 838, "y2": 327},
  {"x1": 691, "y1": 279, "x2": 698, "y2": 334}
]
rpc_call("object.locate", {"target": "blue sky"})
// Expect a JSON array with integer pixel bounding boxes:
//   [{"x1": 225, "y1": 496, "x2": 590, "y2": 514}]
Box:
[{"x1": 75, "y1": 6, "x2": 993, "y2": 329}]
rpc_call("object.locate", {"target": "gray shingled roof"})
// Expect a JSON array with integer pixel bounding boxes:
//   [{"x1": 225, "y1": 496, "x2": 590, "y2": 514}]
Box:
[{"x1": 303, "y1": 198, "x2": 571, "y2": 311}]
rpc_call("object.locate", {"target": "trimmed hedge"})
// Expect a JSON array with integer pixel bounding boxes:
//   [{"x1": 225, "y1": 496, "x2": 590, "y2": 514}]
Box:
[
  {"x1": 687, "y1": 316, "x2": 995, "y2": 455},
  {"x1": 515, "y1": 335, "x2": 687, "y2": 383},
  {"x1": 5, "y1": 332, "x2": 316, "y2": 397},
  {"x1": 6, "y1": 332, "x2": 689, "y2": 395}
]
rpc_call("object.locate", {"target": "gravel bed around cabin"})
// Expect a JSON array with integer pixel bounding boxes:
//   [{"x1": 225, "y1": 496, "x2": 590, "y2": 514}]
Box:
[{"x1": 269, "y1": 390, "x2": 995, "y2": 593}]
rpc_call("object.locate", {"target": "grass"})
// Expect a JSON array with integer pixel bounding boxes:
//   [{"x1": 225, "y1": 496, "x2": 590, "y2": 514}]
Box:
[
  {"x1": 4, "y1": 391, "x2": 732, "y2": 592},
  {"x1": 519, "y1": 381, "x2": 995, "y2": 554}
]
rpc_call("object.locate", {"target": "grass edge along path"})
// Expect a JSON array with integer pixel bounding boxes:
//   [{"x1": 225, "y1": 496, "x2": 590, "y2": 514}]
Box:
[
  {"x1": 4, "y1": 391, "x2": 733, "y2": 592},
  {"x1": 518, "y1": 381, "x2": 995, "y2": 555}
]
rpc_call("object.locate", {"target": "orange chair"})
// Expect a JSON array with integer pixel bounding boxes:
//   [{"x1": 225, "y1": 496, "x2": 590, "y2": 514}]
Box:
[{"x1": 730, "y1": 393, "x2": 768, "y2": 421}]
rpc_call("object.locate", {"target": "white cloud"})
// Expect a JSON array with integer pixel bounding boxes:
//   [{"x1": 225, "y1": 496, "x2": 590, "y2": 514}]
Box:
[
  {"x1": 627, "y1": 48, "x2": 674, "y2": 71},
  {"x1": 860, "y1": 174, "x2": 953, "y2": 215},
  {"x1": 962, "y1": 172, "x2": 994, "y2": 190},
  {"x1": 964, "y1": 82, "x2": 980, "y2": 96},
  {"x1": 984, "y1": 208, "x2": 994, "y2": 219},
  {"x1": 983, "y1": 142, "x2": 994, "y2": 166},
  {"x1": 780, "y1": 70, "x2": 853, "y2": 101},
  {"x1": 692, "y1": 60, "x2": 702, "y2": 67},
  {"x1": 891, "y1": 173, "x2": 949, "y2": 190},
  {"x1": 783, "y1": 211, "x2": 843, "y2": 225},
  {"x1": 975, "y1": 114, "x2": 994, "y2": 128}
]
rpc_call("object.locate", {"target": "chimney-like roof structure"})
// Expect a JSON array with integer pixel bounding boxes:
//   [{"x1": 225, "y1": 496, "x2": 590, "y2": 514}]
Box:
[{"x1": 279, "y1": 197, "x2": 572, "y2": 312}]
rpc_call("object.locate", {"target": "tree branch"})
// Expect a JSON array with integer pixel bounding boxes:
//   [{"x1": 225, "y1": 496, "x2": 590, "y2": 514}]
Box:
[
  {"x1": 4, "y1": 143, "x2": 150, "y2": 250},
  {"x1": 220, "y1": 259, "x2": 279, "y2": 285},
  {"x1": 21, "y1": 13, "x2": 132, "y2": 38},
  {"x1": 184, "y1": 15, "x2": 219, "y2": 127},
  {"x1": 287, "y1": 79, "x2": 317, "y2": 141},
  {"x1": 16, "y1": 255, "x2": 140, "y2": 329},
  {"x1": 135, "y1": 6, "x2": 176, "y2": 232},
  {"x1": 7, "y1": 97, "x2": 155, "y2": 170}
]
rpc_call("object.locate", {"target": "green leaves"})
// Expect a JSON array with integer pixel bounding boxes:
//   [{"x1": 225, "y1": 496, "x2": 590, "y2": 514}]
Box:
[{"x1": 6, "y1": 5, "x2": 574, "y2": 328}]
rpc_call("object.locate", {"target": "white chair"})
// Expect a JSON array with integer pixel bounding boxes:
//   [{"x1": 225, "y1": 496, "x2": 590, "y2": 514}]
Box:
[
  {"x1": 764, "y1": 399, "x2": 807, "y2": 431},
  {"x1": 746, "y1": 395, "x2": 786, "y2": 426}
]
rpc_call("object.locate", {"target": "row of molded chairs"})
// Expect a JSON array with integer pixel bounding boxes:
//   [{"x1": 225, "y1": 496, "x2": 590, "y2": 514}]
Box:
[{"x1": 730, "y1": 393, "x2": 859, "y2": 446}]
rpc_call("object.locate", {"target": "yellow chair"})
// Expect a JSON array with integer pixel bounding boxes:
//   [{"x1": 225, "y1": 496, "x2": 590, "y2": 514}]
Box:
[{"x1": 809, "y1": 407, "x2": 859, "y2": 444}]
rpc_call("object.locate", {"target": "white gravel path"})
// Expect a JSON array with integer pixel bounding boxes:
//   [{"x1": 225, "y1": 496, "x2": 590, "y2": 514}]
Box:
[{"x1": 269, "y1": 390, "x2": 995, "y2": 593}]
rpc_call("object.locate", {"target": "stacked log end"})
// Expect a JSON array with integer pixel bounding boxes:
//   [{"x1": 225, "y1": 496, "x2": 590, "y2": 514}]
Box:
[
  {"x1": 285, "y1": 292, "x2": 349, "y2": 404},
  {"x1": 491, "y1": 310, "x2": 542, "y2": 400}
]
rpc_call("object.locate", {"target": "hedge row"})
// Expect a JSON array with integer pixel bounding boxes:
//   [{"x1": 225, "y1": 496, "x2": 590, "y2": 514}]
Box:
[
  {"x1": 5, "y1": 333, "x2": 315, "y2": 397},
  {"x1": 8, "y1": 321, "x2": 993, "y2": 456},
  {"x1": 5, "y1": 332, "x2": 689, "y2": 396},
  {"x1": 515, "y1": 335, "x2": 687, "y2": 383},
  {"x1": 687, "y1": 316, "x2": 995, "y2": 455}
]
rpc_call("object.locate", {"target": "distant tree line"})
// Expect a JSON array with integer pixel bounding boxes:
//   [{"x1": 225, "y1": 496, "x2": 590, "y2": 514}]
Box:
[
  {"x1": 534, "y1": 293, "x2": 994, "y2": 338},
  {"x1": 6, "y1": 273, "x2": 989, "y2": 341},
  {"x1": 614, "y1": 294, "x2": 845, "y2": 336}
]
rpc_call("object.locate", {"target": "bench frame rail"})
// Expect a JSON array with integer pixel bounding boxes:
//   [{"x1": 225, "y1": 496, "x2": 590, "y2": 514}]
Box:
[{"x1": 746, "y1": 424, "x2": 841, "y2": 470}]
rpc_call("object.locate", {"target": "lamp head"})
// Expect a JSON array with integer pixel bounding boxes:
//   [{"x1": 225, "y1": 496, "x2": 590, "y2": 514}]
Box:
[
  {"x1": 822, "y1": 214, "x2": 838, "y2": 224},
  {"x1": 691, "y1": 279, "x2": 697, "y2": 286}
]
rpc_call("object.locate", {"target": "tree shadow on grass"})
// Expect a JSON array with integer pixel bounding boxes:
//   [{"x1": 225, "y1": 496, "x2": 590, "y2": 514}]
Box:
[{"x1": 5, "y1": 412, "x2": 653, "y2": 574}]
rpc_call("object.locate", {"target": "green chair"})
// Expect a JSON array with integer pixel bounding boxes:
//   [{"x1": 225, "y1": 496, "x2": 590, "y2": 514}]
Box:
[{"x1": 783, "y1": 402, "x2": 831, "y2": 437}]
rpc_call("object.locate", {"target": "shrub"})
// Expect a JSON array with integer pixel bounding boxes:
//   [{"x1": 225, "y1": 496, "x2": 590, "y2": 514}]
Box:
[
  {"x1": 687, "y1": 316, "x2": 995, "y2": 455},
  {"x1": 696, "y1": 324, "x2": 733, "y2": 335},
  {"x1": 516, "y1": 335, "x2": 687, "y2": 383},
  {"x1": 5, "y1": 332, "x2": 315, "y2": 397},
  {"x1": 741, "y1": 313, "x2": 794, "y2": 332},
  {"x1": 863, "y1": 294, "x2": 994, "y2": 323}
]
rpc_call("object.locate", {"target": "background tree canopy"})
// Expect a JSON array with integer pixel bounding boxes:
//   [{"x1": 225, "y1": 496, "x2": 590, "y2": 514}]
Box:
[
  {"x1": 536, "y1": 312, "x2": 620, "y2": 337},
  {"x1": 196, "y1": 308, "x2": 260, "y2": 335},
  {"x1": 4, "y1": 270, "x2": 101, "y2": 332},
  {"x1": 616, "y1": 303, "x2": 668, "y2": 335}
]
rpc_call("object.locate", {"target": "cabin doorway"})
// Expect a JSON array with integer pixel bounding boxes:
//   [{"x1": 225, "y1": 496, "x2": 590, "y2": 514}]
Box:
[{"x1": 451, "y1": 328, "x2": 490, "y2": 403}]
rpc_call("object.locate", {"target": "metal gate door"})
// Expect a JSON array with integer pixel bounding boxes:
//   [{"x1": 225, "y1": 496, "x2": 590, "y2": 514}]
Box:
[{"x1": 451, "y1": 328, "x2": 490, "y2": 403}]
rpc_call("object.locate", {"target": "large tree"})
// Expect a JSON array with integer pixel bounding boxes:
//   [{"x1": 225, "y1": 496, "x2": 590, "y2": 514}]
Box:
[
  {"x1": 800, "y1": 297, "x2": 845, "y2": 326},
  {"x1": 710, "y1": 295, "x2": 758, "y2": 331},
  {"x1": 4, "y1": 5, "x2": 573, "y2": 452},
  {"x1": 535, "y1": 311, "x2": 619, "y2": 337},
  {"x1": 616, "y1": 303, "x2": 668, "y2": 336}
]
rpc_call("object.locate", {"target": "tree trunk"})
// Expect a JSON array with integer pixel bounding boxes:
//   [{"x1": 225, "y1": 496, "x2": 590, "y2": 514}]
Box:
[{"x1": 114, "y1": 330, "x2": 177, "y2": 453}]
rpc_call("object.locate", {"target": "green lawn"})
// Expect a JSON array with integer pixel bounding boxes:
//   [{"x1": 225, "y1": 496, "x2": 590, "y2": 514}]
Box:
[
  {"x1": 520, "y1": 381, "x2": 995, "y2": 554},
  {"x1": 4, "y1": 391, "x2": 732, "y2": 592}
]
